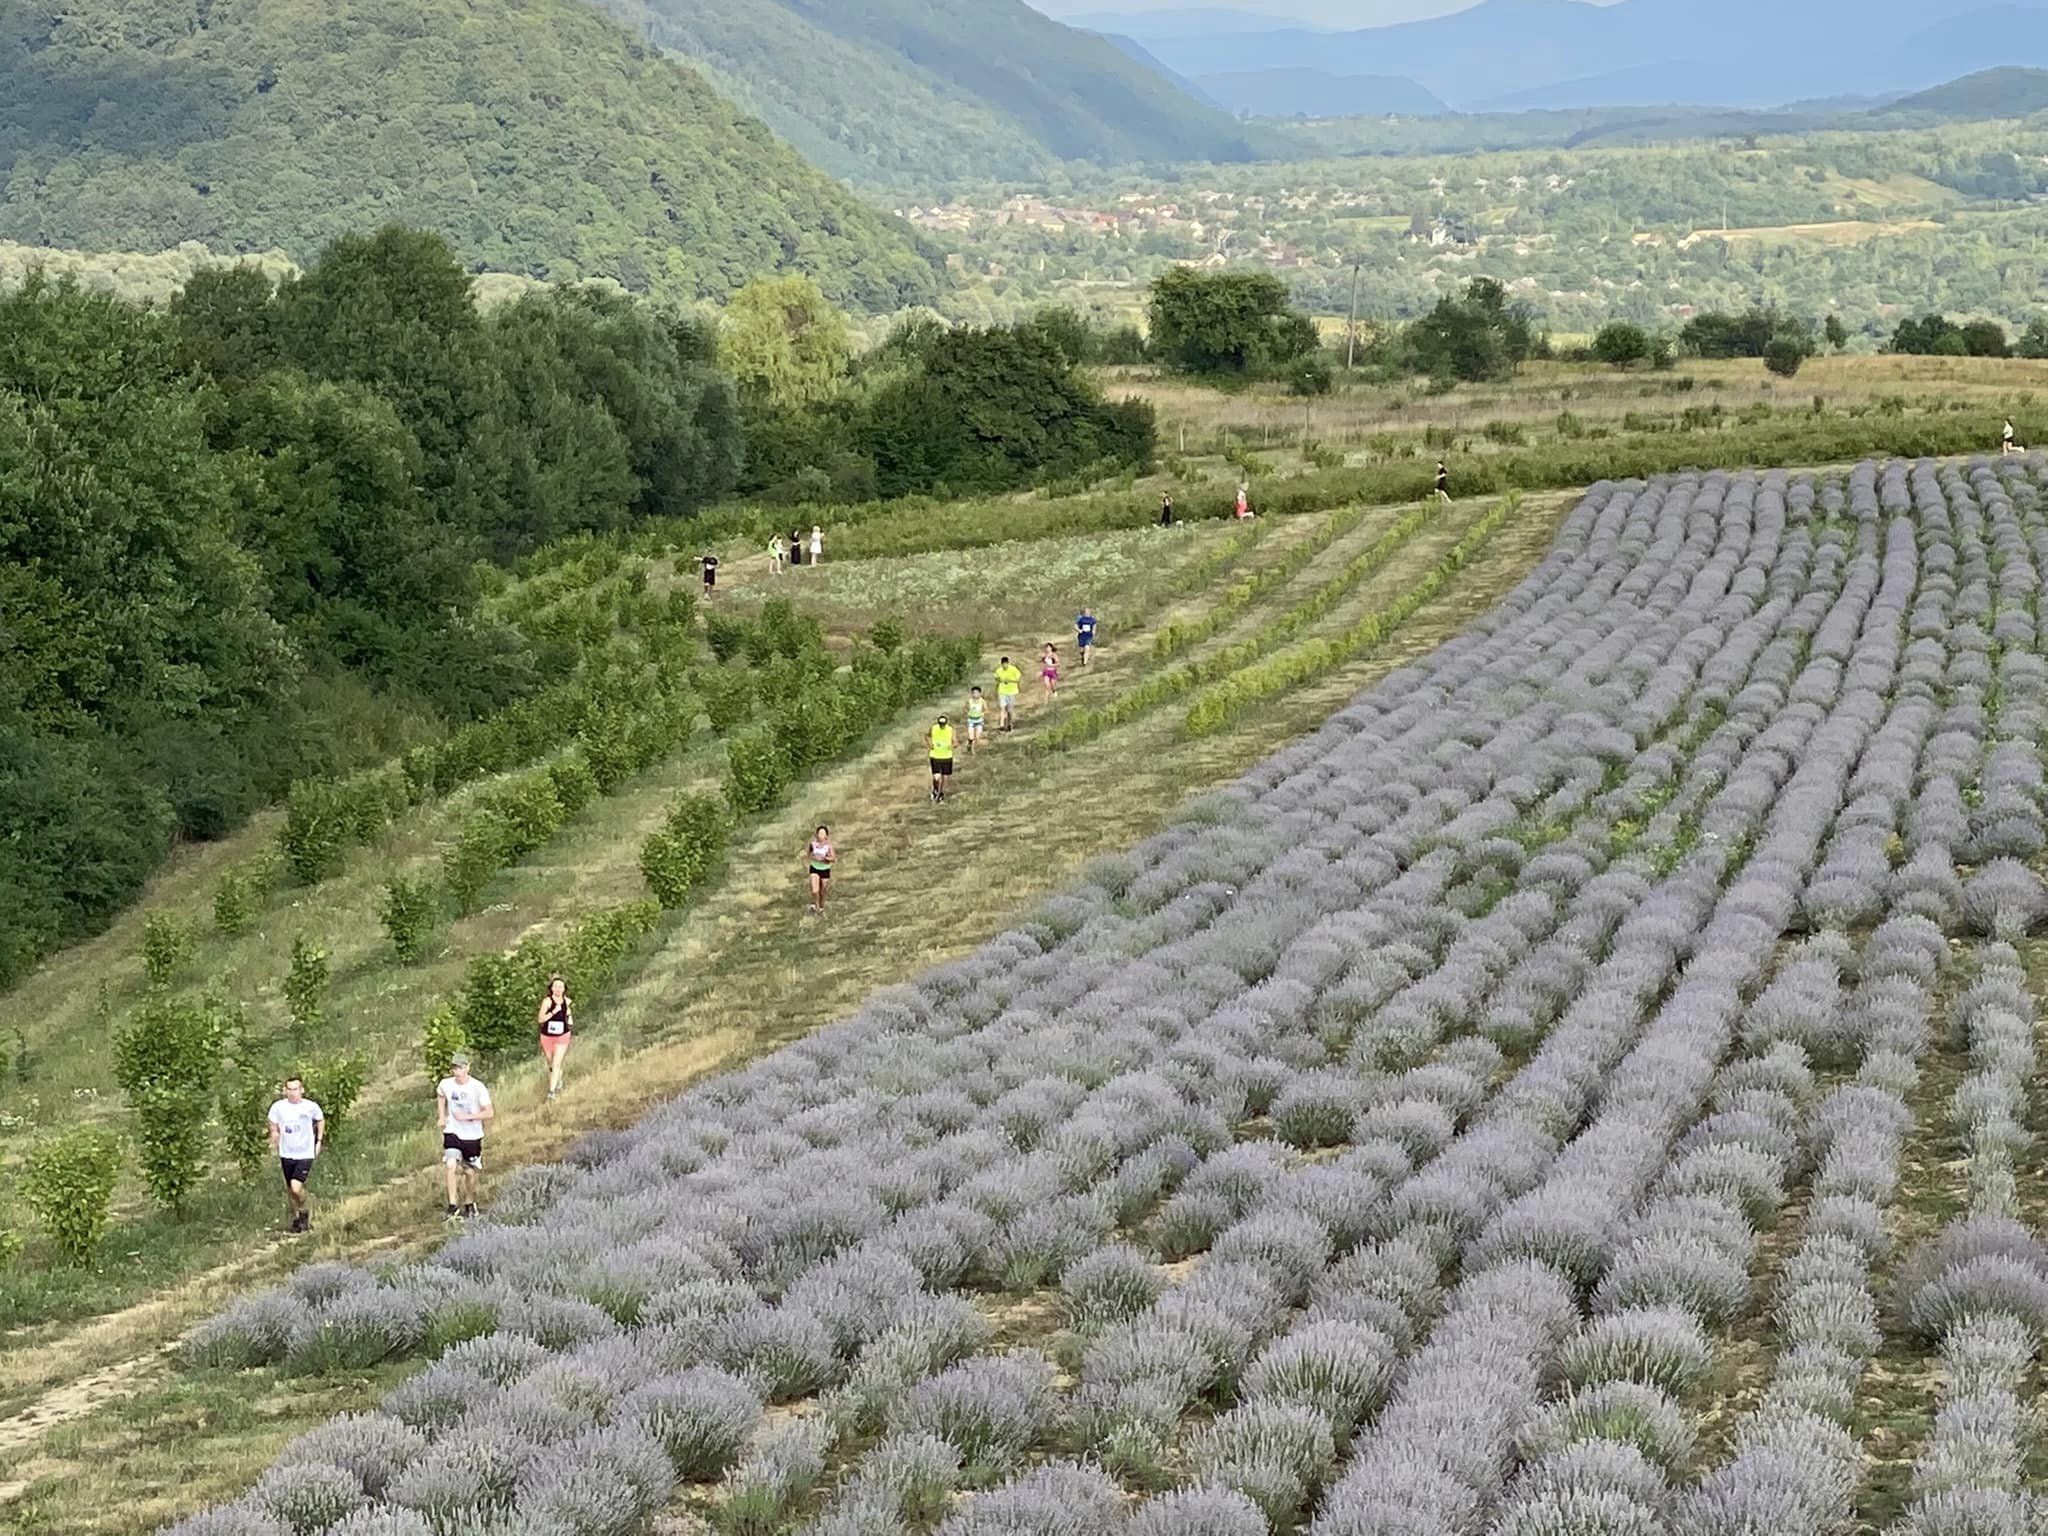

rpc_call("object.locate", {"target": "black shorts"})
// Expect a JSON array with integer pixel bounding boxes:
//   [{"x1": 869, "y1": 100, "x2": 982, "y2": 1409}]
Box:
[
  {"x1": 930, "y1": 757, "x2": 953, "y2": 776},
  {"x1": 280, "y1": 1158, "x2": 313, "y2": 1187},
  {"x1": 809, "y1": 865, "x2": 831, "y2": 880},
  {"x1": 443, "y1": 1133, "x2": 483, "y2": 1169},
  {"x1": 703, "y1": 572, "x2": 716, "y2": 588}
]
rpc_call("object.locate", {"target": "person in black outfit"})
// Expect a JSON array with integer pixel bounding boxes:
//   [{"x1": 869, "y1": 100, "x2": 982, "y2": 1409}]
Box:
[
  {"x1": 789, "y1": 527, "x2": 805, "y2": 566},
  {"x1": 1159, "y1": 491, "x2": 1175, "y2": 527},
  {"x1": 700, "y1": 550, "x2": 719, "y2": 594},
  {"x1": 1434, "y1": 461, "x2": 1451, "y2": 503},
  {"x1": 536, "y1": 975, "x2": 573, "y2": 1099}
]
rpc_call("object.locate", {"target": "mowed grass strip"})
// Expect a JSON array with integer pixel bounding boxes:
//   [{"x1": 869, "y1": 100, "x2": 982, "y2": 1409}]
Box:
[{"x1": 0, "y1": 495, "x2": 1570, "y2": 1535}]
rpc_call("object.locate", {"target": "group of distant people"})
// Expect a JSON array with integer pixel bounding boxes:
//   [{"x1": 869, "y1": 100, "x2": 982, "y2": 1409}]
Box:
[{"x1": 765, "y1": 525, "x2": 826, "y2": 577}]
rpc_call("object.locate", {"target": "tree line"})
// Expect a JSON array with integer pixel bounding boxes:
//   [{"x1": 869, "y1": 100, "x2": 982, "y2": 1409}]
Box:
[{"x1": 0, "y1": 228, "x2": 1148, "y2": 991}]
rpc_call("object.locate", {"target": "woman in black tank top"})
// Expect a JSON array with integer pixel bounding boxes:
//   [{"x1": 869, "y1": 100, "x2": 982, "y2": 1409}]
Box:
[{"x1": 537, "y1": 974, "x2": 573, "y2": 1099}]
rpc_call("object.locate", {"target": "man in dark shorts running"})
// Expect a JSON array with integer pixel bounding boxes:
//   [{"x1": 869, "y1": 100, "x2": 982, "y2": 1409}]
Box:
[
  {"x1": 437, "y1": 1053, "x2": 493, "y2": 1218},
  {"x1": 1076, "y1": 606, "x2": 1098, "y2": 667},
  {"x1": 928, "y1": 714, "x2": 955, "y2": 803},
  {"x1": 266, "y1": 1076, "x2": 325, "y2": 1233}
]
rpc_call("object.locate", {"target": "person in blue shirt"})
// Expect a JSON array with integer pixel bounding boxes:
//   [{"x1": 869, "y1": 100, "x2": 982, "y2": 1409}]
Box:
[{"x1": 1076, "y1": 606, "x2": 1098, "y2": 667}]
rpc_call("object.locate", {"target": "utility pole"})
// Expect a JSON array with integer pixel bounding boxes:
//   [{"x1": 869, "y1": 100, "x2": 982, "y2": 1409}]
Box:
[{"x1": 1345, "y1": 256, "x2": 1363, "y2": 371}]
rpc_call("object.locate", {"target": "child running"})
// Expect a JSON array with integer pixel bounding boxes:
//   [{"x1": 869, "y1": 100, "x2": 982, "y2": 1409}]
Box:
[
  {"x1": 1040, "y1": 644, "x2": 1060, "y2": 703},
  {"x1": 806, "y1": 825, "x2": 834, "y2": 916},
  {"x1": 965, "y1": 686, "x2": 987, "y2": 752},
  {"x1": 1076, "y1": 606, "x2": 1097, "y2": 667},
  {"x1": 536, "y1": 974, "x2": 573, "y2": 1101},
  {"x1": 994, "y1": 655, "x2": 1022, "y2": 732},
  {"x1": 928, "y1": 714, "x2": 956, "y2": 803}
]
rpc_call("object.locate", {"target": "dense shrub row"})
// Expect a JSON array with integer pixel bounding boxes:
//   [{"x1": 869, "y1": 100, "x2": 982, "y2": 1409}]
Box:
[{"x1": 1184, "y1": 495, "x2": 1517, "y2": 736}]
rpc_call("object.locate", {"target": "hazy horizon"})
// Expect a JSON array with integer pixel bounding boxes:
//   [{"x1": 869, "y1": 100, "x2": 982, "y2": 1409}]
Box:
[{"x1": 1033, "y1": 0, "x2": 1624, "y2": 27}]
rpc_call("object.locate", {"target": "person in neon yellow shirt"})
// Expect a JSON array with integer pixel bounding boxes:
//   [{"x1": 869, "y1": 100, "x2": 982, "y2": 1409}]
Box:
[
  {"x1": 927, "y1": 714, "x2": 955, "y2": 803},
  {"x1": 994, "y1": 656, "x2": 1023, "y2": 732}
]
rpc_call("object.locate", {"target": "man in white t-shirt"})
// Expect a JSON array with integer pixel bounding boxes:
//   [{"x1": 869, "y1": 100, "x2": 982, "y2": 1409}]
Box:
[
  {"x1": 436, "y1": 1053, "x2": 494, "y2": 1219},
  {"x1": 266, "y1": 1077, "x2": 325, "y2": 1233}
]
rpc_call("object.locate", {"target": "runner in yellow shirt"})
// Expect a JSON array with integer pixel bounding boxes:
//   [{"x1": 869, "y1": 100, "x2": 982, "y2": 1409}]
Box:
[
  {"x1": 994, "y1": 656, "x2": 1023, "y2": 733},
  {"x1": 927, "y1": 715, "x2": 956, "y2": 803}
]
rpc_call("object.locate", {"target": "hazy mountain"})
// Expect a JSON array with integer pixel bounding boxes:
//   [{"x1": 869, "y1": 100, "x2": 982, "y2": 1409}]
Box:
[
  {"x1": 1199, "y1": 67, "x2": 1450, "y2": 116},
  {"x1": 1871, "y1": 64, "x2": 2048, "y2": 120},
  {"x1": 1064, "y1": 6, "x2": 1328, "y2": 36},
  {"x1": 1137, "y1": 0, "x2": 2048, "y2": 111},
  {"x1": 1096, "y1": 34, "x2": 1231, "y2": 109},
  {"x1": 0, "y1": 0, "x2": 941, "y2": 311},
  {"x1": 591, "y1": 0, "x2": 1280, "y2": 188}
]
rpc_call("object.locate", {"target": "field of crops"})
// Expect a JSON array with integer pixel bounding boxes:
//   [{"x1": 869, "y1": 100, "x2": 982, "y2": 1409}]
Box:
[{"x1": 166, "y1": 455, "x2": 2048, "y2": 1536}]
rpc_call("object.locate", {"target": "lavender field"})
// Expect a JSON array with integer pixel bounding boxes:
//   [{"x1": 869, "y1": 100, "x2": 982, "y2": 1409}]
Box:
[{"x1": 171, "y1": 458, "x2": 2048, "y2": 1536}]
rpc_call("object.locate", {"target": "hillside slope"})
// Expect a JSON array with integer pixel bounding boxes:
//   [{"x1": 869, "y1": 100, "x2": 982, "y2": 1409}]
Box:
[
  {"x1": 590, "y1": 0, "x2": 1279, "y2": 188},
  {"x1": 0, "y1": 0, "x2": 941, "y2": 311}
]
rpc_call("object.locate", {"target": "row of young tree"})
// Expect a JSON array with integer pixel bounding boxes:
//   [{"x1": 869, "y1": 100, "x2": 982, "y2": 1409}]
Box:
[{"x1": 0, "y1": 229, "x2": 1150, "y2": 992}]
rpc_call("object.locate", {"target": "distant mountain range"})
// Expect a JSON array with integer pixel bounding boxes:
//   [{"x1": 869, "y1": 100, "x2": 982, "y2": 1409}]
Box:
[
  {"x1": 592, "y1": 0, "x2": 1281, "y2": 188},
  {"x1": 1197, "y1": 67, "x2": 1450, "y2": 117},
  {"x1": 1132, "y1": 0, "x2": 2048, "y2": 112}
]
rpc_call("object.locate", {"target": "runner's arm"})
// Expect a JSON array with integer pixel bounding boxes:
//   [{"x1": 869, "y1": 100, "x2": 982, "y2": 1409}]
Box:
[
  {"x1": 267, "y1": 1115, "x2": 280, "y2": 1153},
  {"x1": 313, "y1": 1106, "x2": 325, "y2": 1154},
  {"x1": 436, "y1": 1092, "x2": 448, "y2": 1134}
]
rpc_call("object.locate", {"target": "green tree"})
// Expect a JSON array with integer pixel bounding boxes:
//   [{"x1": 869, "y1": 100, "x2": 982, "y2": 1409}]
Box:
[
  {"x1": 2018, "y1": 318, "x2": 2048, "y2": 360},
  {"x1": 1146, "y1": 268, "x2": 1320, "y2": 377},
  {"x1": 1764, "y1": 336, "x2": 1808, "y2": 377},
  {"x1": 1592, "y1": 322, "x2": 1652, "y2": 367},
  {"x1": 722, "y1": 276, "x2": 852, "y2": 411},
  {"x1": 1823, "y1": 314, "x2": 1849, "y2": 351},
  {"x1": 1406, "y1": 278, "x2": 1537, "y2": 384}
]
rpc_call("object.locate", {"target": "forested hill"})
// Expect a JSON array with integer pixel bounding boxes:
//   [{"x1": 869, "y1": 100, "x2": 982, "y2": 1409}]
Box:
[
  {"x1": 590, "y1": 0, "x2": 1280, "y2": 190},
  {"x1": 0, "y1": 0, "x2": 942, "y2": 312}
]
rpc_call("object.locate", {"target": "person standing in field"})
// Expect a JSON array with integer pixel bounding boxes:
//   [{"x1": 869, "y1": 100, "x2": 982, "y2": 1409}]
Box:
[
  {"x1": 267, "y1": 1076, "x2": 324, "y2": 1234},
  {"x1": 994, "y1": 655, "x2": 1023, "y2": 732},
  {"x1": 790, "y1": 526, "x2": 805, "y2": 567},
  {"x1": 1435, "y1": 460, "x2": 1451, "y2": 503},
  {"x1": 437, "y1": 1054, "x2": 493, "y2": 1219},
  {"x1": 700, "y1": 549, "x2": 720, "y2": 596},
  {"x1": 1235, "y1": 483, "x2": 1250, "y2": 519},
  {"x1": 810, "y1": 525, "x2": 824, "y2": 566},
  {"x1": 806, "y1": 824, "x2": 835, "y2": 916},
  {"x1": 1076, "y1": 606, "x2": 1098, "y2": 667},
  {"x1": 768, "y1": 534, "x2": 785, "y2": 575},
  {"x1": 536, "y1": 974, "x2": 573, "y2": 1101},
  {"x1": 928, "y1": 714, "x2": 956, "y2": 803},
  {"x1": 1041, "y1": 643, "x2": 1060, "y2": 703},
  {"x1": 2004, "y1": 419, "x2": 2017, "y2": 455},
  {"x1": 965, "y1": 685, "x2": 987, "y2": 752},
  {"x1": 1160, "y1": 491, "x2": 1176, "y2": 527}
]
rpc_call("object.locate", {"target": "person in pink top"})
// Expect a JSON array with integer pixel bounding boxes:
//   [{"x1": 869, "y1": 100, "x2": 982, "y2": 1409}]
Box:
[{"x1": 1040, "y1": 643, "x2": 1060, "y2": 702}]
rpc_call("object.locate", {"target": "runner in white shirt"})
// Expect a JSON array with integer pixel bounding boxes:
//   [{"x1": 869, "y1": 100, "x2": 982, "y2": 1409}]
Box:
[
  {"x1": 266, "y1": 1077, "x2": 325, "y2": 1233},
  {"x1": 436, "y1": 1053, "x2": 494, "y2": 1219}
]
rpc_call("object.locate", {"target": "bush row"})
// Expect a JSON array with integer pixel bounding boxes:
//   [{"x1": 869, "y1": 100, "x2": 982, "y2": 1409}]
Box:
[
  {"x1": 1151, "y1": 505, "x2": 1370, "y2": 661},
  {"x1": 1184, "y1": 495, "x2": 1518, "y2": 736},
  {"x1": 270, "y1": 575, "x2": 697, "y2": 892},
  {"x1": 1038, "y1": 503, "x2": 1445, "y2": 755},
  {"x1": 449, "y1": 900, "x2": 664, "y2": 1062}
]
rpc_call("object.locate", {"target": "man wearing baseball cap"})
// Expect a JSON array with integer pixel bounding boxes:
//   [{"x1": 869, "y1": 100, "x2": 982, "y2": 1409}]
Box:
[
  {"x1": 927, "y1": 714, "x2": 956, "y2": 804},
  {"x1": 436, "y1": 1052, "x2": 493, "y2": 1219}
]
